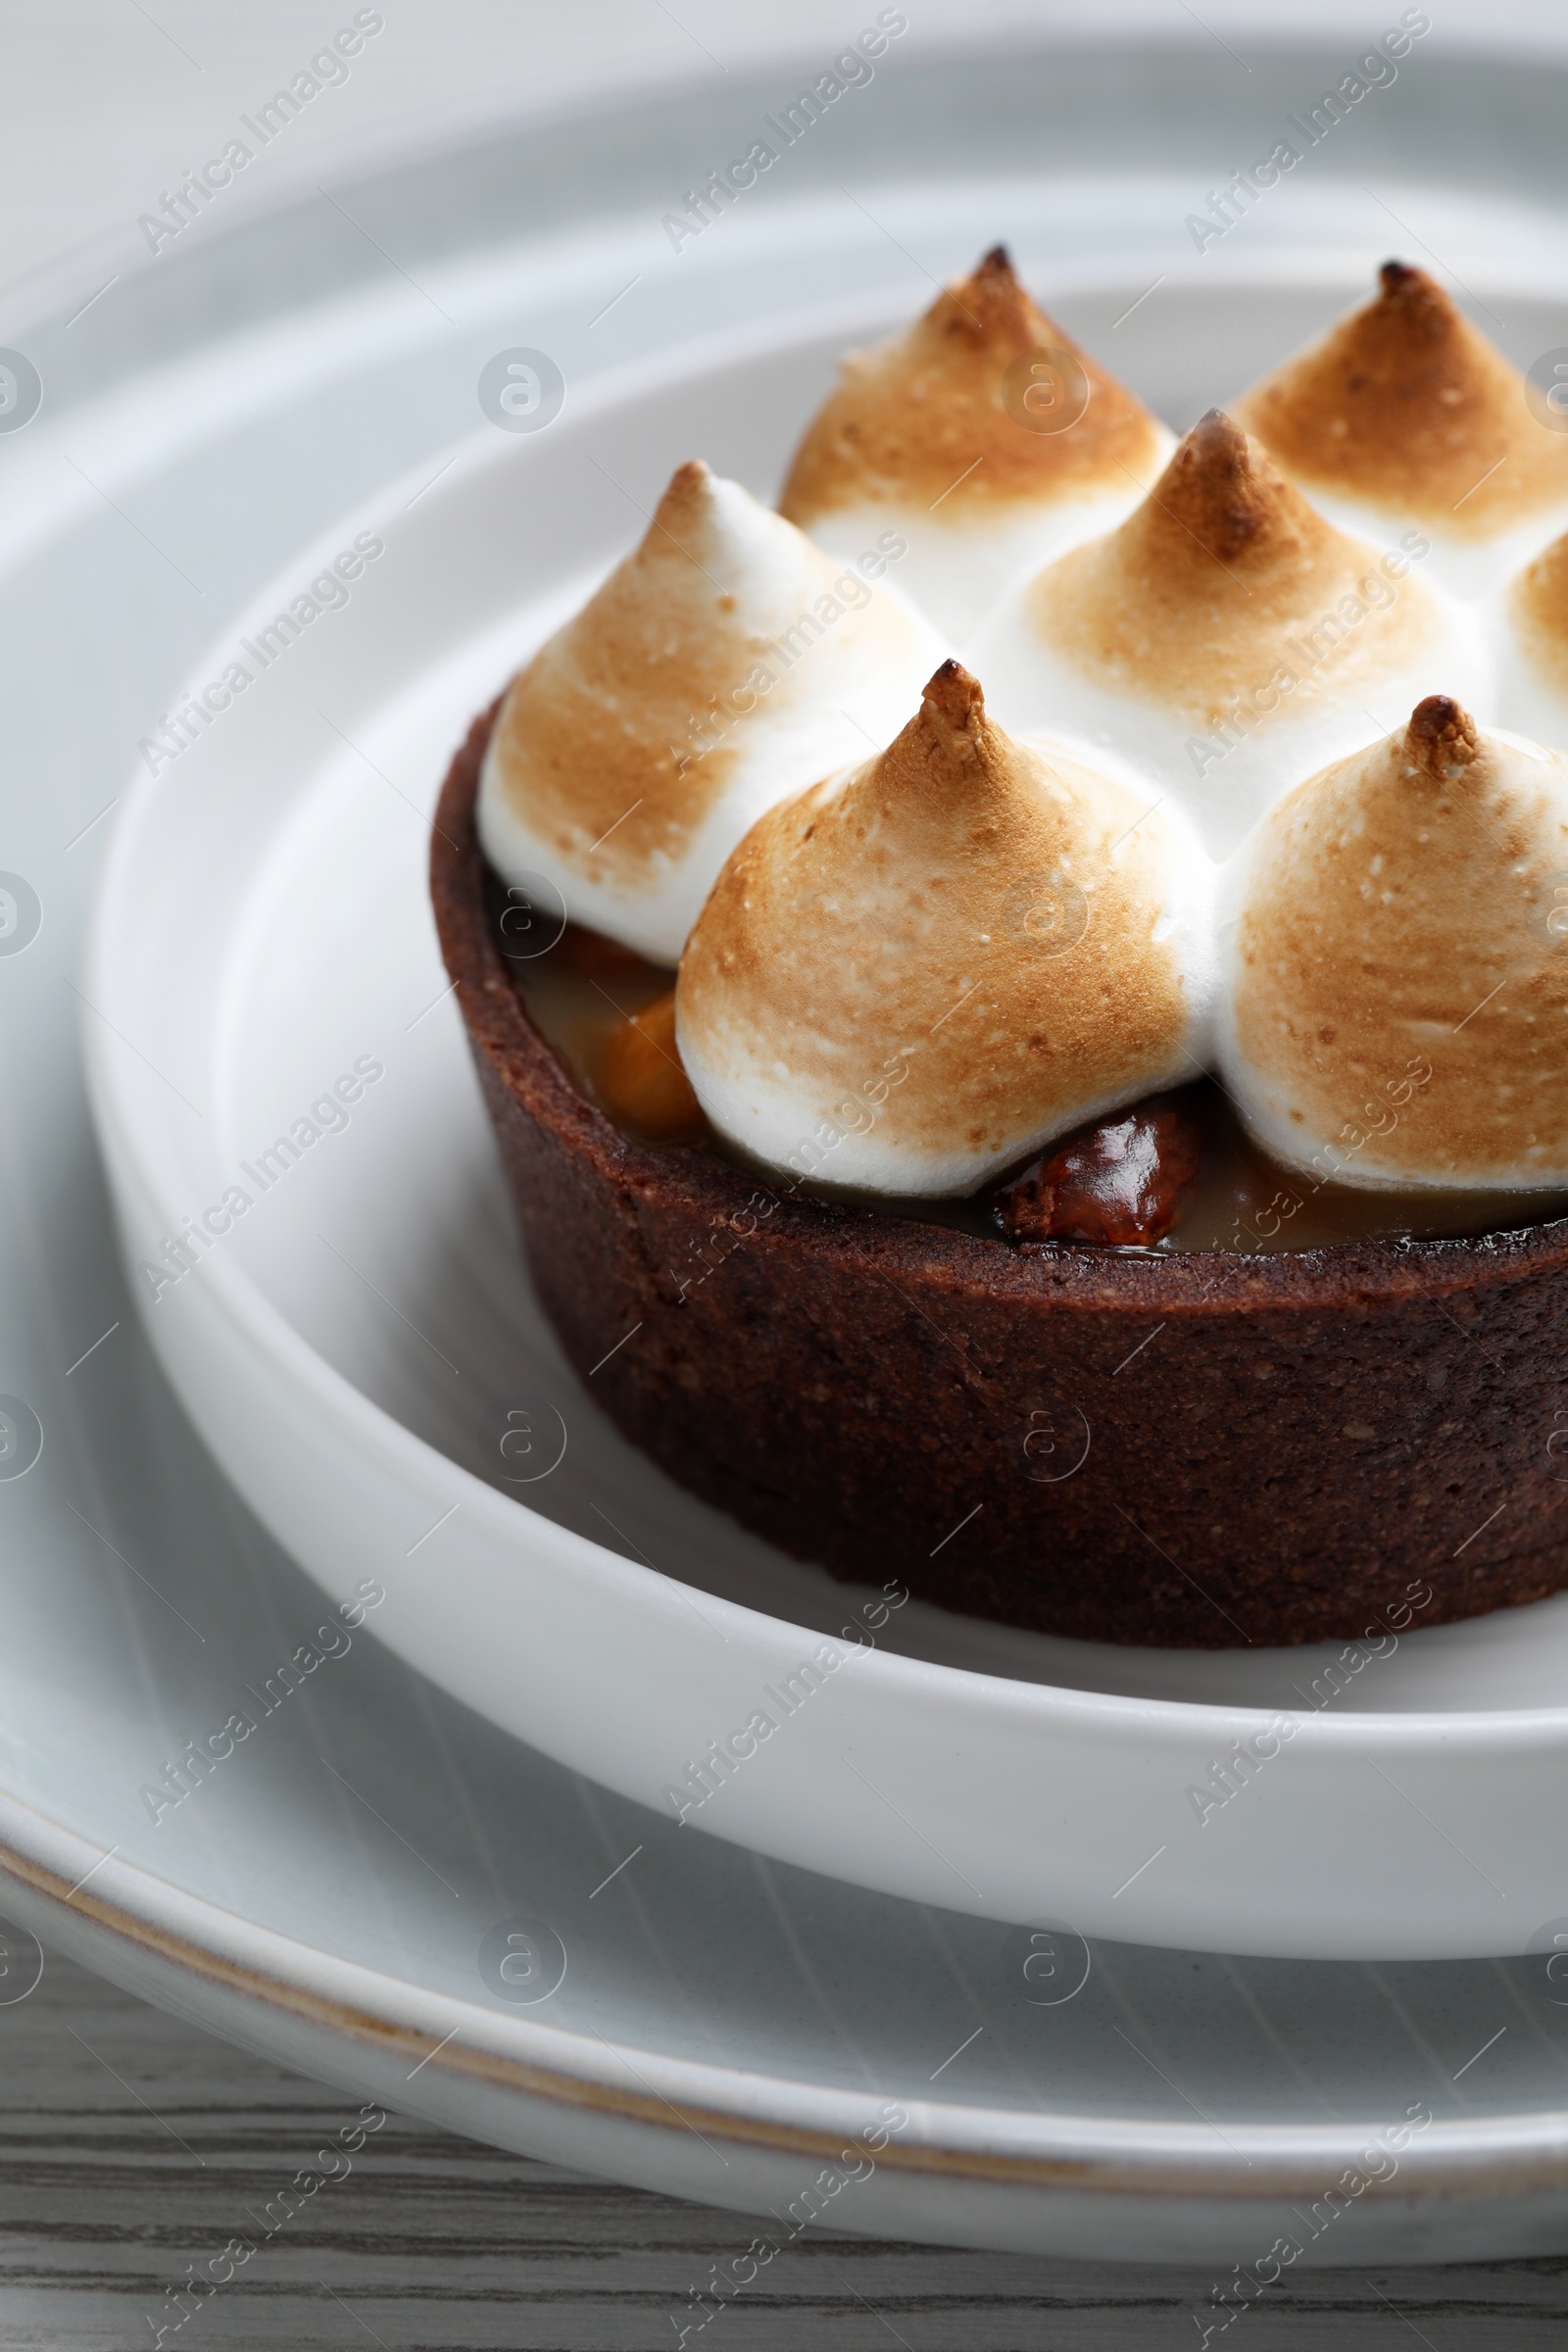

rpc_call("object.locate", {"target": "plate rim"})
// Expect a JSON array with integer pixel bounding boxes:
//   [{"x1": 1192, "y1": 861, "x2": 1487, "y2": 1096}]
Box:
[
  {"x1": 8, "y1": 1789, "x2": 1568, "y2": 2195},
  {"x1": 81, "y1": 285, "x2": 1568, "y2": 1750}
]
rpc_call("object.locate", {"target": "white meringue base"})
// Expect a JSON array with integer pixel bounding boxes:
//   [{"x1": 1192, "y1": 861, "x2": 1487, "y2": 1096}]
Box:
[
  {"x1": 476, "y1": 632, "x2": 943, "y2": 967},
  {"x1": 799, "y1": 469, "x2": 1173, "y2": 647},
  {"x1": 1208, "y1": 1038, "x2": 1568, "y2": 1194},
  {"x1": 478, "y1": 730, "x2": 794, "y2": 968},
  {"x1": 1490, "y1": 632, "x2": 1568, "y2": 758},
  {"x1": 971, "y1": 596, "x2": 1493, "y2": 859},
  {"x1": 1292, "y1": 486, "x2": 1568, "y2": 604},
  {"x1": 679, "y1": 1049, "x2": 1208, "y2": 1200}
]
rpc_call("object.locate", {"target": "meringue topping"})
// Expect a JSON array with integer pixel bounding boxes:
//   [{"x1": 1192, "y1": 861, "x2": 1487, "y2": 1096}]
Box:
[
  {"x1": 1235, "y1": 262, "x2": 1568, "y2": 593},
  {"x1": 777, "y1": 245, "x2": 1174, "y2": 638},
  {"x1": 675, "y1": 662, "x2": 1215, "y2": 1196},
  {"x1": 477, "y1": 460, "x2": 945, "y2": 962},
  {"x1": 1220, "y1": 696, "x2": 1568, "y2": 1188},
  {"x1": 971, "y1": 410, "x2": 1488, "y2": 855}
]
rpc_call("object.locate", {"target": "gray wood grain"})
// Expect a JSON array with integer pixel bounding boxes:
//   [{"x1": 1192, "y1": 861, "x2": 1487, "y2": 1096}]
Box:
[{"x1": 4, "y1": 1949, "x2": 1568, "y2": 2349}]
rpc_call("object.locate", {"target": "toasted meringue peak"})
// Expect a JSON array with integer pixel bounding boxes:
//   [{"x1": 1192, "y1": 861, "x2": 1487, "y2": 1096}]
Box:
[
  {"x1": 1234, "y1": 262, "x2": 1568, "y2": 591},
  {"x1": 780, "y1": 245, "x2": 1161, "y2": 515},
  {"x1": 1220, "y1": 698, "x2": 1568, "y2": 1189},
  {"x1": 970, "y1": 410, "x2": 1488, "y2": 856},
  {"x1": 675, "y1": 662, "x2": 1216, "y2": 1197},
  {"x1": 776, "y1": 245, "x2": 1174, "y2": 638},
  {"x1": 477, "y1": 461, "x2": 945, "y2": 962}
]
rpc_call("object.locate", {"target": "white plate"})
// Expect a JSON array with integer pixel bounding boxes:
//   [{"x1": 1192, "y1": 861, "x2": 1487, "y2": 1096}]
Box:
[
  {"x1": 12, "y1": 25, "x2": 1568, "y2": 2267},
  {"x1": 84, "y1": 271, "x2": 1568, "y2": 1965}
]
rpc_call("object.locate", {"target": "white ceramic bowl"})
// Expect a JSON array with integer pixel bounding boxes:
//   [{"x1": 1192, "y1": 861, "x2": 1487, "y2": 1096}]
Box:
[{"x1": 84, "y1": 283, "x2": 1568, "y2": 1964}]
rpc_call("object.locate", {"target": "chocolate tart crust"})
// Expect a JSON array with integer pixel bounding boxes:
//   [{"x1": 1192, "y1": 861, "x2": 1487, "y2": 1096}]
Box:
[{"x1": 433, "y1": 705, "x2": 1568, "y2": 1648}]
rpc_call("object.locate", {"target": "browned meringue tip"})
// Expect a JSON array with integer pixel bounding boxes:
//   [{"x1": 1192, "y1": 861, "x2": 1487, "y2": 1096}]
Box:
[
  {"x1": 651, "y1": 458, "x2": 713, "y2": 534},
  {"x1": 911, "y1": 659, "x2": 1004, "y2": 775},
  {"x1": 1146, "y1": 408, "x2": 1298, "y2": 564},
  {"x1": 863, "y1": 661, "x2": 1012, "y2": 796},
  {"x1": 1250, "y1": 258, "x2": 1471, "y2": 409},
  {"x1": 920, "y1": 657, "x2": 986, "y2": 728},
  {"x1": 1352, "y1": 258, "x2": 1487, "y2": 391},
  {"x1": 1404, "y1": 694, "x2": 1482, "y2": 776},
  {"x1": 1231, "y1": 258, "x2": 1568, "y2": 535},
  {"x1": 778, "y1": 241, "x2": 1170, "y2": 532},
  {"x1": 1374, "y1": 258, "x2": 1458, "y2": 335},
  {"x1": 936, "y1": 242, "x2": 1060, "y2": 352}
]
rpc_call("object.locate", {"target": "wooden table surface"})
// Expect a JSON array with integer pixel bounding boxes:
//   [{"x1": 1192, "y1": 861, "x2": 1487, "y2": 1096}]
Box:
[{"x1": 4, "y1": 1947, "x2": 1568, "y2": 2349}]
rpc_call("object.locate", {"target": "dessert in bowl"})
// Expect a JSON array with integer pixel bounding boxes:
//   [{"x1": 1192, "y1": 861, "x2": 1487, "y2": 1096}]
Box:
[{"x1": 433, "y1": 251, "x2": 1568, "y2": 1649}]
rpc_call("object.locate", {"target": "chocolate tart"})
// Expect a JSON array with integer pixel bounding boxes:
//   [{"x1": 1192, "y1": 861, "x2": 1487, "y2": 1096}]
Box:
[{"x1": 433, "y1": 702, "x2": 1568, "y2": 1649}]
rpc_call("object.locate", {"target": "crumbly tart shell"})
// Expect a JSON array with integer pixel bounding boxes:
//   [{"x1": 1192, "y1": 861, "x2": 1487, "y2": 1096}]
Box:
[{"x1": 433, "y1": 704, "x2": 1568, "y2": 1649}]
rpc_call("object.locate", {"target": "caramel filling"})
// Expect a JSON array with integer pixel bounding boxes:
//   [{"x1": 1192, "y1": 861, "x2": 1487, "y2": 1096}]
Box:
[{"x1": 496, "y1": 891, "x2": 1568, "y2": 1253}]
